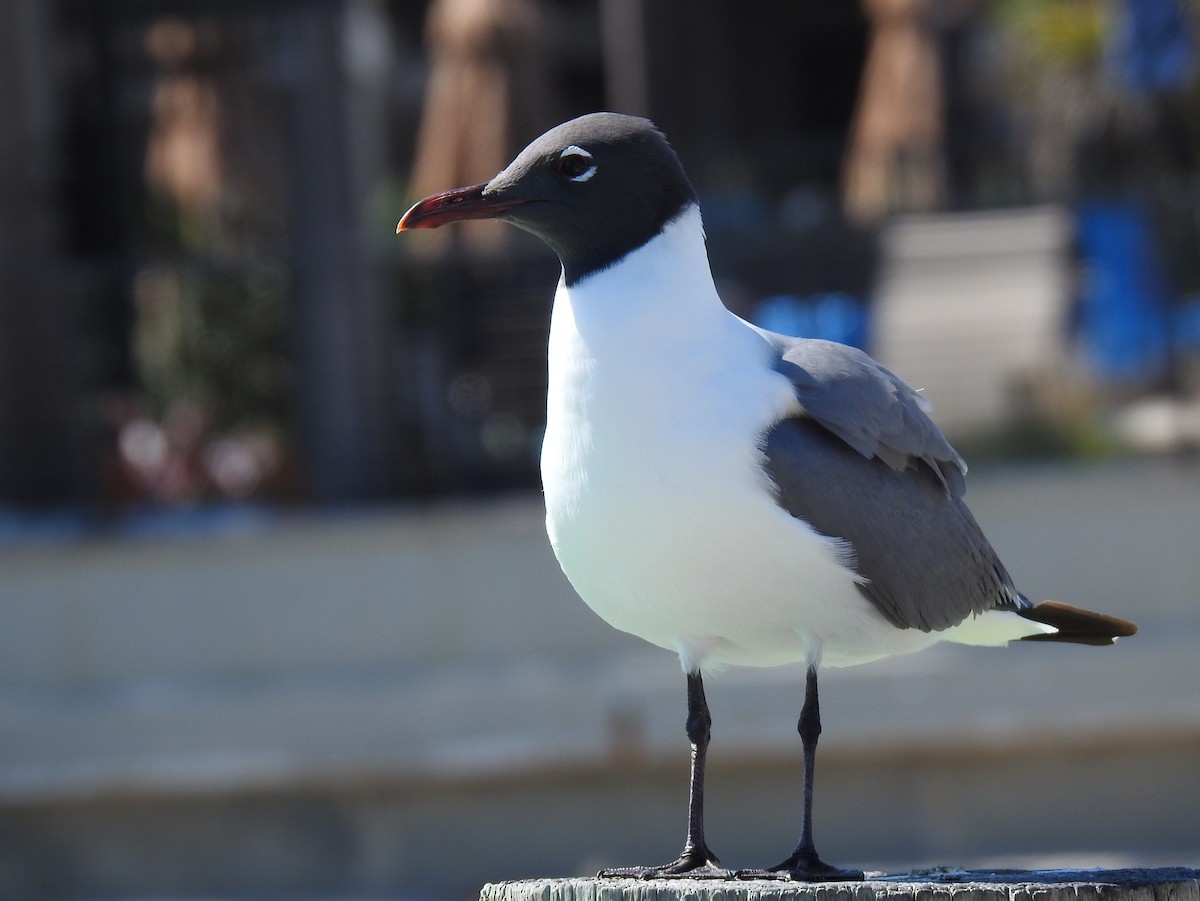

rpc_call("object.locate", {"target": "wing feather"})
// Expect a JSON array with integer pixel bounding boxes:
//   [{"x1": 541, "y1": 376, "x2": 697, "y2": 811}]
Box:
[{"x1": 752, "y1": 331, "x2": 1018, "y2": 631}]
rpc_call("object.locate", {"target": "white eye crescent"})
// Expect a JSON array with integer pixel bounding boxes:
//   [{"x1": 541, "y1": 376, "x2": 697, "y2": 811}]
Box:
[{"x1": 557, "y1": 145, "x2": 597, "y2": 182}]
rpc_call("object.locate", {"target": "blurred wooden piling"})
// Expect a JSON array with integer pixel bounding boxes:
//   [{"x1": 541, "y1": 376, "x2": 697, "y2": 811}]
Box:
[{"x1": 482, "y1": 868, "x2": 1200, "y2": 901}]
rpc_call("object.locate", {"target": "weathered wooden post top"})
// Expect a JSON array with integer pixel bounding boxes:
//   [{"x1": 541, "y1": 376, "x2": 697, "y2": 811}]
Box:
[{"x1": 483, "y1": 869, "x2": 1200, "y2": 901}]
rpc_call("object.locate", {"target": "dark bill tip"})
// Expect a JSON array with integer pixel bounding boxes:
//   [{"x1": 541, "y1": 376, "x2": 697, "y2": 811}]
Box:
[{"x1": 396, "y1": 183, "x2": 528, "y2": 232}]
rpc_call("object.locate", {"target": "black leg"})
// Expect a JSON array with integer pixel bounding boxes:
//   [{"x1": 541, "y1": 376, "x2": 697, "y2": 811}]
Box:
[
  {"x1": 599, "y1": 671, "x2": 730, "y2": 878},
  {"x1": 738, "y1": 667, "x2": 863, "y2": 882},
  {"x1": 679, "y1": 670, "x2": 719, "y2": 869}
]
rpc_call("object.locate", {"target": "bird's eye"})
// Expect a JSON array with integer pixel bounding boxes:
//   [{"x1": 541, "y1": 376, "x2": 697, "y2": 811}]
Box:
[
  {"x1": 558, "y1": 154, "x2": 590, "y2": 177},
  {"x1": 556, "y1": 146, "x2": 596, "y2": 182}
]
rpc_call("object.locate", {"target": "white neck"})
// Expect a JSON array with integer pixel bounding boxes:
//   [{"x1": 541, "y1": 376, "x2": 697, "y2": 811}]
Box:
[
  {"x1": 553, "y1": 204, "x2": 730, "y2": 355},
  {"x1": 543, "y1": 200, "x2": 793, "y2": 465}
]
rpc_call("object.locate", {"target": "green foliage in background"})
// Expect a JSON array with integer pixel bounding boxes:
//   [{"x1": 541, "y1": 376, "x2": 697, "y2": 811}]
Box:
[
  {"x1": 993, "y1": 0, "x2": 1110, "y2": 71},
  {"x1": 132, "y1": 259, "x2": 291, "y2": 431}
]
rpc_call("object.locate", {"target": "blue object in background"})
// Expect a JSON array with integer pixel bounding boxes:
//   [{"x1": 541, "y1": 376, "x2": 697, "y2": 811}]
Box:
[
  {"x1": 752, "y1": 292, "x2": 870, "y2": 350},
  {"x1": 1174, "y1": 293, "x2": 1200, "y2": 352},
  {"x1": 1075, "y1": 203, "x2": 1171, "y2": 382},
  {"x1": 1111, "y1": 0, "x2": 1196, "y2": 92}
]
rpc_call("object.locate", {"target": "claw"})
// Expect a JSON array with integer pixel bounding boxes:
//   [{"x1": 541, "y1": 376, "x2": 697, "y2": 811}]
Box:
[
  {"x1": 735, "y1": 849, "x2": 864, "y2": 883},
  {"x1": 599, "y1": 849, "x2": 730, "y2": 880}
]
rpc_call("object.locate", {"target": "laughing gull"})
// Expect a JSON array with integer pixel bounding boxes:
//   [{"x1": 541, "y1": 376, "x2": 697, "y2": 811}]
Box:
[{"x1": 397, "y1": 112, "x2": 1138, "y2": 881}]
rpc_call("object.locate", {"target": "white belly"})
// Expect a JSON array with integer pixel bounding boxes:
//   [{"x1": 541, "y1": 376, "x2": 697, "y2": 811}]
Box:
[{"x1": 540, "y1": 288, "x2": 937, "y2": 672}]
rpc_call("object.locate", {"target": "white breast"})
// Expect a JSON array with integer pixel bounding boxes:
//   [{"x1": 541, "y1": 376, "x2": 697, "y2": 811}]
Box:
[{"x1": 540, "y1": 206, "x2": 939, "y2": 671}]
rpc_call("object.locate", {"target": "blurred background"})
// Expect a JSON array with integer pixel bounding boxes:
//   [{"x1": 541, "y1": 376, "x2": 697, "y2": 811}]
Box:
[{"x1": 1, "y1": 0, "x2": 1199, "y2": 897}]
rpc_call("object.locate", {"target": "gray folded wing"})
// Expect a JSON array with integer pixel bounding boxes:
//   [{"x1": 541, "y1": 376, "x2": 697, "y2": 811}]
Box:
[{"x1": 755, "y1": 332, "x2": 1019, "y2": 632}]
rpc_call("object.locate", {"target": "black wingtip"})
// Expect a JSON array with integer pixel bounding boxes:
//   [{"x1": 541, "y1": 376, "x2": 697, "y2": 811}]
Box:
[{"x1": 1017, "y1": 600, "x2": 1138, "y2": 646}]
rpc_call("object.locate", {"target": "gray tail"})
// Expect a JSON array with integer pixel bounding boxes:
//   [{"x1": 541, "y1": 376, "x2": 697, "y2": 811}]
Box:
[{"x1": 1017, "y1": 600, "x2": 1138, "y2": 646}]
